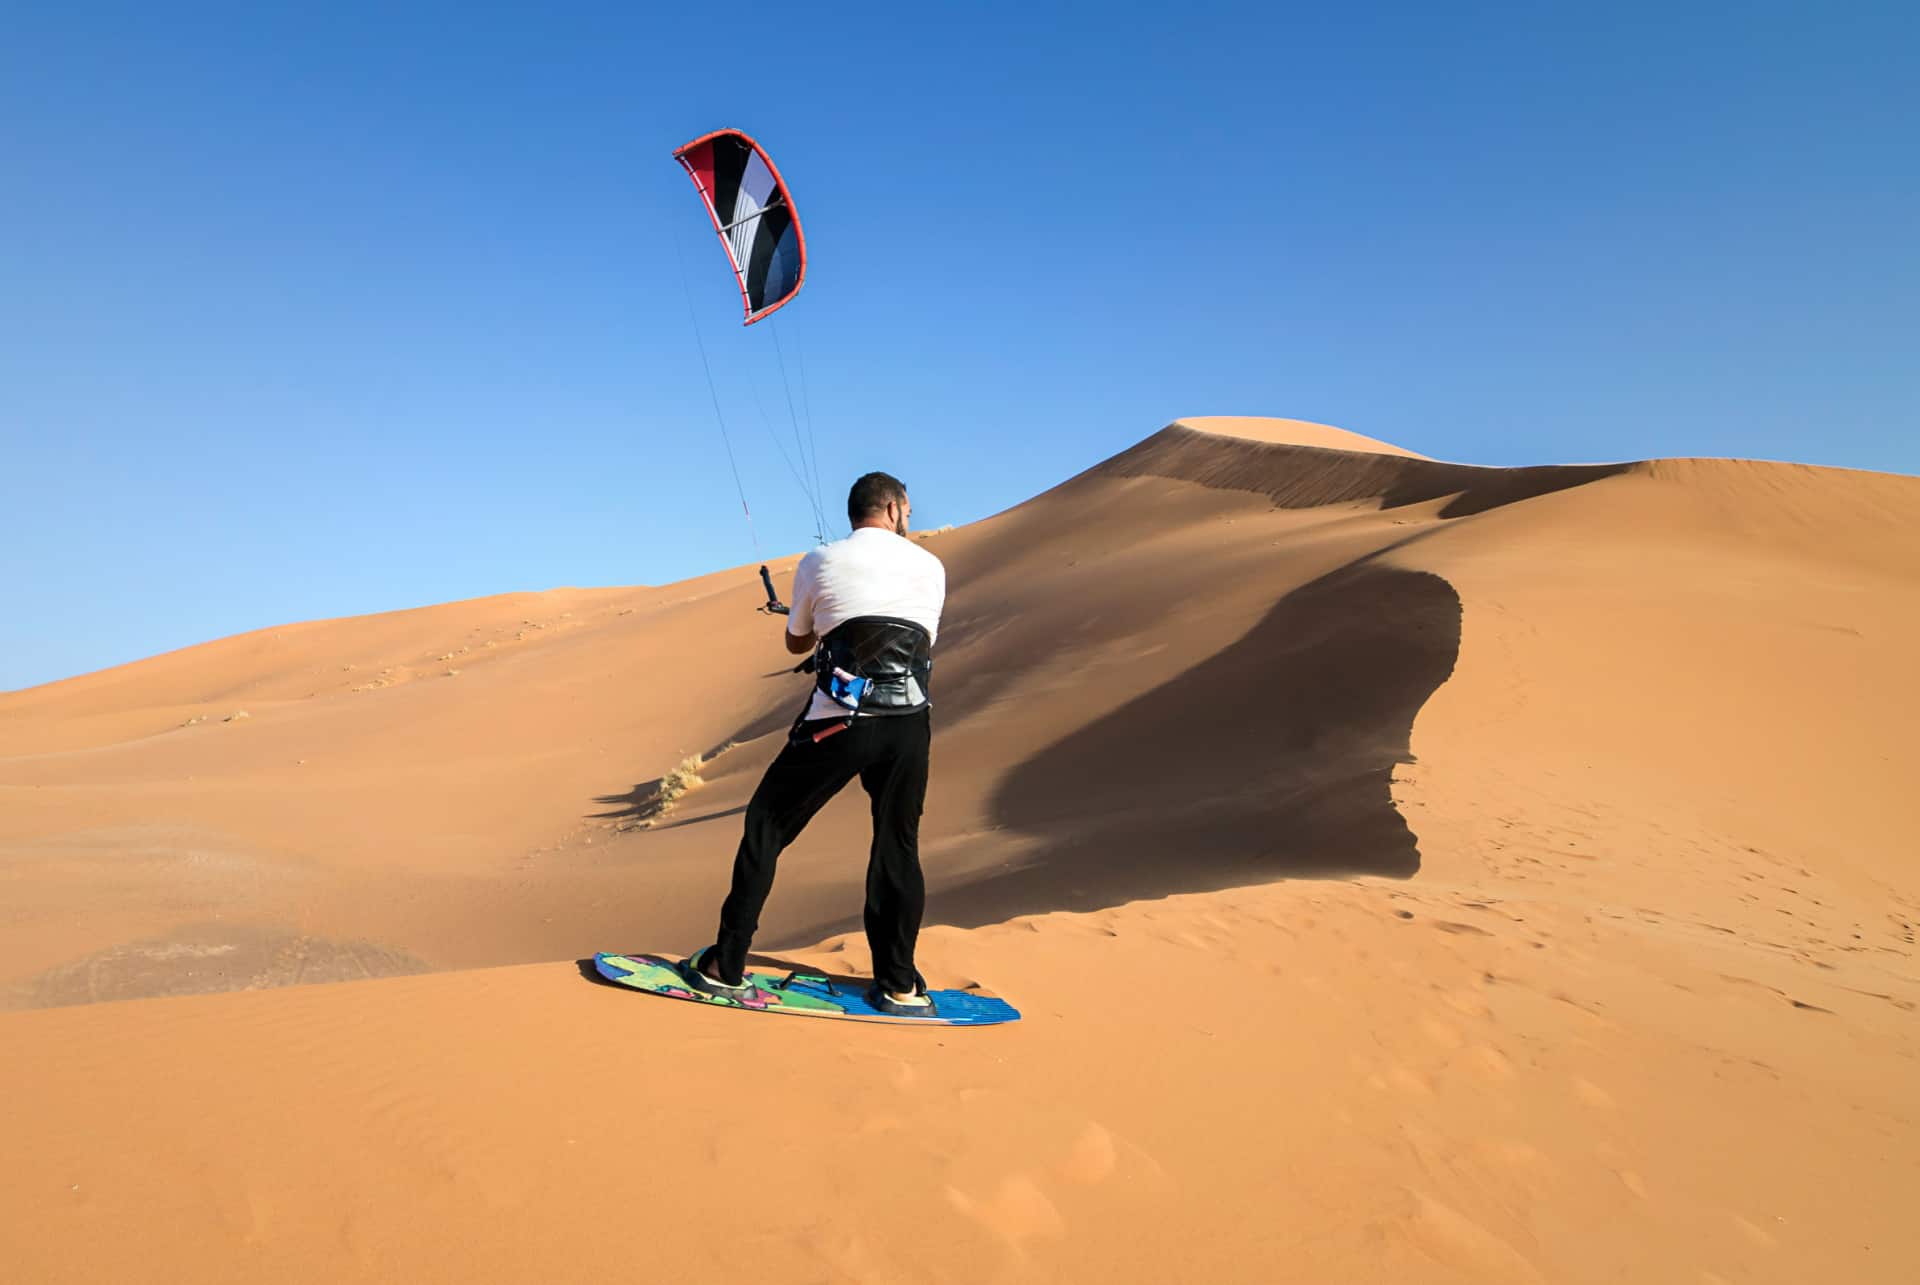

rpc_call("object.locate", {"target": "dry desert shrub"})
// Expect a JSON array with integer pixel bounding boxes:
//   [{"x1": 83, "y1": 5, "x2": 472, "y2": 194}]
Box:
[{"x1": 634, "y1": 741, "x2": 736, "y2": 827}]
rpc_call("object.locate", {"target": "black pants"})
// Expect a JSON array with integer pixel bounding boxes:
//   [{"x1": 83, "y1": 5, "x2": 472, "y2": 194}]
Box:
[{"x1": 713, "y1": 709, "x2": 930, "y2": 993}]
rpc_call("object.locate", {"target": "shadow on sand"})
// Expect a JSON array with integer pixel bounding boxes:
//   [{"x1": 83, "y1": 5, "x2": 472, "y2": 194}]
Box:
[
  {"x1": 605, "y1": 425, "x2": 1635, "y2": 953},
  {"x1": 787, "y1": 558, "x2": 1462, "y2": 943}
]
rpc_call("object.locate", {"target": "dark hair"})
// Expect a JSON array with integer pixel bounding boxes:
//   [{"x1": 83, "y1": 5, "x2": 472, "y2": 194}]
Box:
[{"x1": 847, "y1": 472, "x2": 908, "y2": 525}]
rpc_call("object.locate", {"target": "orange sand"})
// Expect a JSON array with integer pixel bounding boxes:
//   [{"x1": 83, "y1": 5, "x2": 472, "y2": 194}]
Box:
[{"x1": 2, "y1": 417, "x2": 1916, "y2": 1282}]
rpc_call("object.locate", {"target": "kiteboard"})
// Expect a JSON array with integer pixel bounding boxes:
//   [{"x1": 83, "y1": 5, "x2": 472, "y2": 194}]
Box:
[{"x1": 592, "y1": 952, "x2": 1020, "y2": 1027}]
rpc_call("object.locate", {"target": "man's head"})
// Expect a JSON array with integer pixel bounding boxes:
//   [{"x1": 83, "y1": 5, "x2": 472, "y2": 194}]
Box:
[{"x1": 848, "y1": 472, "x2": 910, "y2": 535}]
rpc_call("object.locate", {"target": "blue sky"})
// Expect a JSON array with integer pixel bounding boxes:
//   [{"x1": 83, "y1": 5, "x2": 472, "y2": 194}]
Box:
[{"x1": 3, "y1": 1, "x2": 1914, "y2": 692}]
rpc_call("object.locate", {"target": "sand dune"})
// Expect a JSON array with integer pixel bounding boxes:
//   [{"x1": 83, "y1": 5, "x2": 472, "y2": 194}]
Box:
[{"x1": 3, "y1": 416, "x2": 1916, "y2": 1282}]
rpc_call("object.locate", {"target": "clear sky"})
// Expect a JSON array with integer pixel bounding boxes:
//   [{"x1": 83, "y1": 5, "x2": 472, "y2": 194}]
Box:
[{"x1": 3, "y1": 1, "x2": 1914, "y2": 692}]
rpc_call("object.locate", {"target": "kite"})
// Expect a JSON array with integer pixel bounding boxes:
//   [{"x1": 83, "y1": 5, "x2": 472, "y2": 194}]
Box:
[{"x1": 673, "y1": 128, "x2": 807, "y2": 324}]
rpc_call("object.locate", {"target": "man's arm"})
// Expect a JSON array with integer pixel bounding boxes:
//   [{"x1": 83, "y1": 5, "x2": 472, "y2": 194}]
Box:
[{"x1": 785, "y1": 553, "x2": 818, "y2": 655}]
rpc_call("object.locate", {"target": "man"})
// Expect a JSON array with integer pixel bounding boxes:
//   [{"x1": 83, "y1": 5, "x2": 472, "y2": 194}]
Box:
[{"x1": 686, "y1": 472, "x2": 946, "y2": 1015}]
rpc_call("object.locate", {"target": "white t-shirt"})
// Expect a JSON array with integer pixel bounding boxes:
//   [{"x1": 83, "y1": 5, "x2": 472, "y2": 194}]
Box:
[{"x1": 788, "y1": 526, "x2": 946, "y2": 720}]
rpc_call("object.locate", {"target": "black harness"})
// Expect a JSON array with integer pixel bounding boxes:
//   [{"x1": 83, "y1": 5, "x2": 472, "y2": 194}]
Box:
[{"x1": 791, "y1": 615, "x2": 933, "y2": 742}]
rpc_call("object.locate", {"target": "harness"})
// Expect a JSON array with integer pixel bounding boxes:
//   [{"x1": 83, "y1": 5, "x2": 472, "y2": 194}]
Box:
[{"x1": 790, "y1": 615, "x2": 933, "y2": 743}]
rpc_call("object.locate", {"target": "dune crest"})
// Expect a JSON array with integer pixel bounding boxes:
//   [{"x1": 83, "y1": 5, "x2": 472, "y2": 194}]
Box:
[{"x1": 1174, "y1": 413, "x2": 1431, "y2": 458}]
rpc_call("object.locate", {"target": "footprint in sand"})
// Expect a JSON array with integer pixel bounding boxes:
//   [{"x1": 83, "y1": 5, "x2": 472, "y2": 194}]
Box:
[
  {"x1": 947, "y1": 1123, "x2": 1136, "y2": 1258},
  {"x1": 1385, "y1": 1065, "x2": 1434, "y2": 1097},
  {"x1": 1486, "y1": 1138, "x2": 1554, "y2": 1184},
  {"x1": 1572, "y1": 1078, "x2": 1616, "y2": 1110},
  {"x1": 1402, "y1": 1190, "x2": 1544, "y2": 1283},
  {"x1": 846, "y1": 1052, "x2": 917, "y2": 1091},
  {"x1": 1470, "y1": 1046, "x2": 1516, "y2": 1080},
  {"x1": 946, "y1": 1173, "x2": 1066, "y2": 1248},
  {"x1": 1441, "y1": 987, "x2": 1493, "y2": 1020},
  {"x1": 1054, "y1": 1122, "x2": 1117, "y2": 1185}
]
